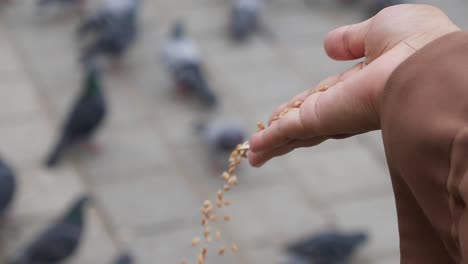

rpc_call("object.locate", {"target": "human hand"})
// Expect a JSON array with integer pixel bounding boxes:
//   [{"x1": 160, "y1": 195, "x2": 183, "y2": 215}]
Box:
[{"x1": 249, "y1": 4, "x2": 460, "y2": 167}]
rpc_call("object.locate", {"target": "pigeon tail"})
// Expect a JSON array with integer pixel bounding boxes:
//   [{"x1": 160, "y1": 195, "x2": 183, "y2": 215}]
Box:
[
  {"x1": 45, "y1": 136, "x2": 71, "y2": 168},
  {"x1": 191, "y1": 66, "x2": 216, "y2": 108},
  {"x1": 197, "y1": 80, "x2": 217, "y2": 108},
  {"x1": 80, "y1": 44, "x2": 101, "y2": 66}
]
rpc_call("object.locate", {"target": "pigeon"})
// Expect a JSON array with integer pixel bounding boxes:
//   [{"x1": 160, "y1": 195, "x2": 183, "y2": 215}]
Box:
[
  {"x1": 366, "y1": 0, "x2": 403, "y2": 17},
  {"x1": 111, "y1": 252, "x2": 133, "y2": 264},
  {"x1": 0, "y1": 158, "x2": 16, "y2": 218},
  {"x1": 37, "y1": 0, "x2": 83, "y2": 7},
  {"x1": 229, "y1": 0, "x2": 264, "y2": 42},
  {"x1": 196, "y1": 118, "x2": 246, "y2": 171},
  {"x1": 45, "y1": 61, "x2": 107, "y2": 167},
  {"x1": 161, "y1": 20, "x2": 217, "y2": 108},
  {"x1": 78, "y1": 0, "x2": 140, "y2": 63},
  {"x1": 286, "y1": 231, "x2": 368, "y2": 264},
  {"x1": 8, "y1": 195, "x2": 91, "y2": 264},
  {"x1": 36, "y1": 0, "x2": 87, "y2": 14}
]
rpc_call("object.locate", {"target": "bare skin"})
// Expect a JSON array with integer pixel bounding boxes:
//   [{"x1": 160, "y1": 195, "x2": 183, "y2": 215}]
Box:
[{"x1": 248, "y1": 4, "x2": 460, "y2": 167}]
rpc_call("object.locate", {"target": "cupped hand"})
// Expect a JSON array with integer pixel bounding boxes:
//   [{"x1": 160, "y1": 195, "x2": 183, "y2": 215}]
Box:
[{"x1": 249, "y1": 4, "x2": 460, "y2": 167}]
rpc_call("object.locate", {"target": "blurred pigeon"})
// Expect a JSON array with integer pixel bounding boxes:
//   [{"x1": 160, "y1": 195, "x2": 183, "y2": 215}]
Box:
[
  {"x1": 0, "y1": 158, "x2": 16, "y2": 218},
  {"x1": 36, "y1": 0, "x2": 87, "y2": 14},
  {"x1": 286, "y1": 231, "x2": 368, "y2": 264},
  {"x1": 161, "y1": 21, "x2": 217, "y2": 108},
  {"x1": 78, "y1": 0, "x2": 140, "y2": 63},
  {"x1": 229, "y1": 0, "x2": 264, "y2": 42},
  {"x1": 45, "y1": 62, "x2": 107, "y2": 167},
  {"x1": 366, "y1": 0, "x2": 403, "y2": 17},
  {"x1": 111, "y1": 252, "x2": 133, "y2": 264},
  {"x1": 8, "y1": 195, "x2": 91, "y2": 264},
  {"x1": 196, "y1": 118, "x2": 246, "y2": 171},
  {"x1": 37, "y1": 0, "x2": 83, "y2": 7}
]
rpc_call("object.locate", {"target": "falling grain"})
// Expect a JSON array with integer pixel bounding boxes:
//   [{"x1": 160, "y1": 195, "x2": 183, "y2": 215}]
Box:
[
  {"x1": 192, "y1": 237, "x2": 201, "y2": 247},
  {"x1": 257, "y1": 122, "x2": 265, "y2": 131},
  {"x1": 231, "y1": 243, "x2": 239, "y2": 253},
  {"x1": 218, "y1": 247, "x2": 226, "y2": 255}
]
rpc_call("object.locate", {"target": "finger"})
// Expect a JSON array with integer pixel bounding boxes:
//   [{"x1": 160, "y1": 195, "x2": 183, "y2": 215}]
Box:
[
  {"x1": 267, "y1": 62, "x2": 365, "y2": 126},
  {"x1": 249, "y1": 137, "x2": 327, "y2": 167},
  {"x1": 252, "y1": 108, "x2": 308, "y2": 153},
  {"x1": 300, "y1": 45, "x2": 414, "y2": 137},
  {"x1": 324, "y1": 19, "x2": 372, "y2": 61},
  {"x1": 267, "y1": 75, "x2": 343, "y2": 126}
]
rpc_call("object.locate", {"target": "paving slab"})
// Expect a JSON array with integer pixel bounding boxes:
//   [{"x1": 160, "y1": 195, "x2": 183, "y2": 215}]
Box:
[
  {"x1": 332, "y1": 195, "x2": 400, "y2": 258},
  {"x1": 94, "y1": 166, "x2": 201, "y2": 229},
  {"x1": 287, "y1": 138, "x2": 392, "y2": 203}
]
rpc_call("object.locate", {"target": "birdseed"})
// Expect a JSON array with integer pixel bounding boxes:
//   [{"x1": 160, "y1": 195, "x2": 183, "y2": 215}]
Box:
[
  {"x1": 231, "y1": 243, "x2": 239, "y2": 253},
  {"x1": 192, "y1": 237, "x2": 201, "y2": 247},
  {"x1": 218, "y1": 247, "x2": 226, "y2": 255},
  {"x1": 209, "y1": 215, "x2": 217, "y2": 223},
  {"x1": 257, "y1": 122, "x2": 265, "y2": 131},
  {"x1": 184, "y1": 141, "x2": 250, "y2": 263},
  {"x1": 270, "y1": 86, "x2": 329, "y2": 123}
]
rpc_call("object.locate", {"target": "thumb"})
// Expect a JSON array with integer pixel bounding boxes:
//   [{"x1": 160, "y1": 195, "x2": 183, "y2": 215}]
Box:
[{"x1": 324, "y1": 19, "x2": 372, "y2": 61}]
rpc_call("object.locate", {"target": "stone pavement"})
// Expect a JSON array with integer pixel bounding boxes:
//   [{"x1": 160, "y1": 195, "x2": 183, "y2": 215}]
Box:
[{"x1": 0, "y1": 0, "x2": 466, "y2": 263}]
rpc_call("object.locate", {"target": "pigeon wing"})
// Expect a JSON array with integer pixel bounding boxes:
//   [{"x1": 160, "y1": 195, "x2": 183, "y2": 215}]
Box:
[
  {"x1": 63, "y1": 93, "x2": 106, "y2": 141},
  {"x1": 26, "y1": 223, "x2": 82, "y2": 262}
]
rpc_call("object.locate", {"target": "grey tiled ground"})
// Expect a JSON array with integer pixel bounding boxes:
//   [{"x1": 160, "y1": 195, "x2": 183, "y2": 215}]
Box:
[{"x1": 0, "y1": 0, "x2": 466, "y2": 263}]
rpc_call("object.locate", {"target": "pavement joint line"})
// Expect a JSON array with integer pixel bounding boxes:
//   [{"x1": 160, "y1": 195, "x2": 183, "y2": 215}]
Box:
[{"x1": 0, "y1": 17, "x2": 122, "y2": 252}]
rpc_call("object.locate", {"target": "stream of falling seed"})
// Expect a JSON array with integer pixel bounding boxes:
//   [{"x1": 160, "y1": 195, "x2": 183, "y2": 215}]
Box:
[{"x1": 182, "y1": 141, "x2": 249, "y2": 264}]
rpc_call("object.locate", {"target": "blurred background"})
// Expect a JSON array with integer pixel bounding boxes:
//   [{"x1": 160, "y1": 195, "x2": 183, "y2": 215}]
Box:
[{"x1": 0, "y1": 0, "x2": 466, "y2": 263}]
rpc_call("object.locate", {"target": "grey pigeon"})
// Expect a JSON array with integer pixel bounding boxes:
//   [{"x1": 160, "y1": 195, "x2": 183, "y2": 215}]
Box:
[
  {"x1": 45, "y1": 62, "x2": 107, "y2": 167},
  {"x1": 8, "y1": 195, "x2": 91, "y2": 264},
  {"x1": 197, "y1": 119, "x2": 246, "y2": 152},
  {"x1": 196, "y1": 118, "x2": 246, "y2": 170},
  {"x1": 161, "y1": 21, "x2": 217, "y2": 108},
  {"x1": 79, "y1": 0, "x2": 139, "y2": 63},
  {"x1": 37, "y1": 0, "x2": 82, "y2": 7},
  {"x1": 0, "y1": 157, "x2": 16, "y2": 218},
  {"x1": 36, "y1": 0, "x2": 87, "y2": 14},
  {"x1": 366, "y1": 0, "x2": 403, "y2": 17},
  {"x1": 111, "y1": 252, "x2": 133, "y2": 264},
  {"x1": 286, "y1": 231, "x2": 368, "y2": 264},
  {"x1": 229, "y1": 0, "x2": 264, "y2": 42}
]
